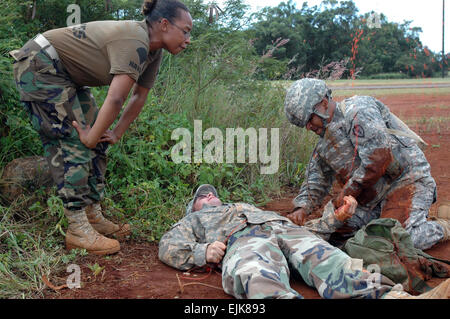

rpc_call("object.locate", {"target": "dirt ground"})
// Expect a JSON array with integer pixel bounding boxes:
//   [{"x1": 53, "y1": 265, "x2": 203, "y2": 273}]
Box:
[{"x1": 44, "y1": 93, "x2": 450, "y2": 300}]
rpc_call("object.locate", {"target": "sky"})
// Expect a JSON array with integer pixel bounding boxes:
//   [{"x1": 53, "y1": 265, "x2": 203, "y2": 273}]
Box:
[{"x1": 216, "y1": 0, "x2": 449, "y2": 53}]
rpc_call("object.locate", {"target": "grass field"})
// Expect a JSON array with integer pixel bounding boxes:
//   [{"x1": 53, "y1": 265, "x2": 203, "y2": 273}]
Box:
[
  {"x1": 1, "y1": 78, "x2": 449, "y2": 299},
  {"x1": 42, "y1": 79, "x2": 450, "y2": 299},
  {"x1": 333, "y1": 87, "x2": 450, "y2": 97},
  {"x1": 330, "y1": 78, "x2": 450, "y2": 97},
  {"x1": 326, "y1": 77, "x2": 450, "y2": 87},
  {"x1": 273, "y1": 78, "x2": 450, "y2": 97}
]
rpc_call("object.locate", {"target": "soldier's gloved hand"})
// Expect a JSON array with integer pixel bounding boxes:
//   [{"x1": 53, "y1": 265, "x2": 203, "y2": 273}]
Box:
[
  {"x1": 206, "y1": 241, "x2": 227, "y2": 264},
  {"x1": 334, "y1": 196, "x2": 358, "y2": 222},
  {"x1": 287, "y1": 208, "x2": 307, "y2": 226}
]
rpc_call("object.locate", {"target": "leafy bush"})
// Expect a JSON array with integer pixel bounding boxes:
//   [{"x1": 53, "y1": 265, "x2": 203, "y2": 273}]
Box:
[{"x1": 0, "y1": 1, "x2": 43, "y2": 169}]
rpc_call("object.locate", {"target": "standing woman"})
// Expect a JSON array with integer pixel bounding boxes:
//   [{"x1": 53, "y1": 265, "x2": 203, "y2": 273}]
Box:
[{"x1": 9, "y1": 0, "x2": 193, "y2": 255}]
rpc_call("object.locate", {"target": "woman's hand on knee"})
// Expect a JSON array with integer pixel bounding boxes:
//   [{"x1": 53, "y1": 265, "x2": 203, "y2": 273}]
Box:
[{"x1": 72, "y1": 121, "x2": 97, "y2": 148}]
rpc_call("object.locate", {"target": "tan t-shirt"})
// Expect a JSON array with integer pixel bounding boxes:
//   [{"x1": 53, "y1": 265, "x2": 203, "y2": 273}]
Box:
[{"x1": 43, "y1": 20, "x2": 162, "y2": 88}]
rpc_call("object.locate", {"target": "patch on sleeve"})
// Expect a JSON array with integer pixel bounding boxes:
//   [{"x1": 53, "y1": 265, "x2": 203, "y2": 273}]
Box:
[
  {"x1": 352, "y1": 124, "x2": 365, "y2": 138},
  {"x1": 136, "y1": 47, "x2": 148, "y2": 65},
  {"x1": 72, "y1": 24, "x2": 87, "y2": 39}
]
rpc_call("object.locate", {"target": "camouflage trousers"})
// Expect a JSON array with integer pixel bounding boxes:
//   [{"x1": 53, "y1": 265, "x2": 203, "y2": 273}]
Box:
[
  {"x1": 320, "y1": 178, "x2": 444, "y2": 251},
  {"x1": 11, "y1": 34, "x2": 108, "y2": 210},
  {"x1": 222, "y1": 221, "x2": 396, "y2": 299},
  {"x1": 380, "y1": 177, "x2": 444, "y2": 251}
]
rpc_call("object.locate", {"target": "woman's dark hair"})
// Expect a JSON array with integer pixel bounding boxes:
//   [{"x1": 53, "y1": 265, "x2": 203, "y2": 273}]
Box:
[{"x1": 142, "y1": 0, "x2": 189, "y2": 24}]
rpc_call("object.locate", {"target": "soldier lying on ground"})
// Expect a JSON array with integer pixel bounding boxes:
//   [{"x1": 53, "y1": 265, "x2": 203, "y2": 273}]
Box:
[
  {"x1": 284, "y1": 79, "x2": 449, "y2": 250},
  {"x1": 158, "y1": 184, "x2": 450, "y2": 299}
]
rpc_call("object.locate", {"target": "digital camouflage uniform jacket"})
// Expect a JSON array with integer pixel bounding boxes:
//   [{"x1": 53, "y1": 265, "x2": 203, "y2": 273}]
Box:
[
  {"x1": 158, "y1": 202, "x2": 346, "y2": 271},
  {"x1": 293, "y1": 96, "x2": 435, "y2": 215},
  {"x1": 158, "y1": 203, "x2": 292, "y2": 271}
]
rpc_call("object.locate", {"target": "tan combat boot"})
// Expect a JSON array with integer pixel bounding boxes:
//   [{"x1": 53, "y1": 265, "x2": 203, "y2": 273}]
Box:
[
  {"x1": 86, "y1": 203, "x2": 131, "y2": 240},
  {"x1": 437, "y1": 201, "x2": 450, "y2": 220},
  {"x1": 434, "y1": 219, "x2": 450, "y2": 241},
  {"x1": 384, "y1": 279, "x2": 450, "y2": 299},
  {"x1": 431, "y1": 202, "x2": 450, "y2": 242},
  {"x1": 65, "y1": 208, "x2": 120, "y2": 255}
]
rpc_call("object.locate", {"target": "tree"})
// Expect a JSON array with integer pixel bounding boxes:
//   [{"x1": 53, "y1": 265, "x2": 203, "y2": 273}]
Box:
[
  {"x1": 249, "y1": 0, "x2": 443, "y2": 79},
  {"x1": 250, "y1": 0, "x2": 360, "y2": 79}
]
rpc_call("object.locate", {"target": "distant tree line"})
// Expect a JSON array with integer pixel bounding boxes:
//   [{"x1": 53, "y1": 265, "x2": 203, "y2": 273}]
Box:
[
  {"x1": 248, "y1": 0, "x2": 448, "y2": 79},
  {"x1": 1, "y1": 0, "x2": 448, "y2": 83}
]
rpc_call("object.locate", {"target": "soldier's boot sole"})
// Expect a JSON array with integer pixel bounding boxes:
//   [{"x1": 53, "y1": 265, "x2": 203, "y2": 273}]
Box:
[{"x1": 65, "y1": 232, "x2": 120, "y2": 255}]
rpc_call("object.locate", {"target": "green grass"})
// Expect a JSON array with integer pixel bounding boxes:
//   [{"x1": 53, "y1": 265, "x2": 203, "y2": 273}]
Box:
[{"x1": 0, "y1": 193, "x2": 89, "y2": 298}]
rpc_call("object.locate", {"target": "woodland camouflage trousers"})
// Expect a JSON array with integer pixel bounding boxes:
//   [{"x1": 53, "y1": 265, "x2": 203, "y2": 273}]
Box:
[
  {"x1": 222, "y1": 221, "x2": 397, "y2": 299},
  {"x1": 11, "y1": 34, "x2": 108, "y2": 210}
]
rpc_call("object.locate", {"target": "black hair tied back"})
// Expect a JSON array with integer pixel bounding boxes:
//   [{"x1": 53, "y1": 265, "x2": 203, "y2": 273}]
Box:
[
  {"x1": 142, "y1": 0, "x2": 189, "y2": 24},
  {"x1": 142, "y1": 0, "x2": 158, "y2": 16}
]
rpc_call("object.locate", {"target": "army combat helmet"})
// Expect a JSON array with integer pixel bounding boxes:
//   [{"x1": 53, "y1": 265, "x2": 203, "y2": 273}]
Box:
[{"x1": 284, "y1": 78, "x2": 332, "y2": 129}]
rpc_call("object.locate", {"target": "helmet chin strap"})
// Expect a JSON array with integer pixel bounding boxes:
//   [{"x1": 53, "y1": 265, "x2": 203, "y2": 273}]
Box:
[
  {"x1": 312, "y1": 110, "x2": 330, "y2": 138},
  {"x1": 311, "y1": 94, "x2": 333, "y2": 137}
]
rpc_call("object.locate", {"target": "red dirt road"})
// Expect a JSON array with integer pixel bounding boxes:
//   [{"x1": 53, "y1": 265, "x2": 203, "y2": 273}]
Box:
[{"x1": 44, "y1": 93, "x2": 450, "y2": 300}]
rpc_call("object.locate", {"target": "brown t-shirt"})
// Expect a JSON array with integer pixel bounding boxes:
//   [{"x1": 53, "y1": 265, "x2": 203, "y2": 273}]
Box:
[{"x1": 43, "y1": 20, "x2": 162, "y2": 88}]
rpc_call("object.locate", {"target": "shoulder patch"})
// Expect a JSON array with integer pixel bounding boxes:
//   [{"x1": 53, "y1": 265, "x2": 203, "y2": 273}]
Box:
[
  {"x1": 136, "y1": 47, "x2": 148, "y2": 65},
  {"x1": 352, "y1": 124, "x2": 365, "y2": 138},
  {"x1": 72, "y1": 24, "x2": 87, "y2": 39}
]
